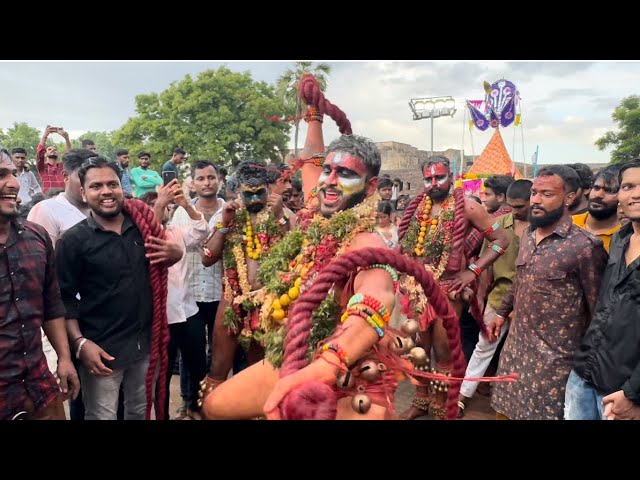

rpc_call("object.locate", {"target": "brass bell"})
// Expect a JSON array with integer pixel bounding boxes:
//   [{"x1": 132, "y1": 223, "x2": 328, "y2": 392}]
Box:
[
  {"x1": 408, "y1": 347, "x2": 428, "y2": 366},
  {"x1": 358, "y1": 360, "x2": 380, "y2": 382},
  {"x1": 352, "y1": 393, "x2": 372, "y2": 414},
  {"x1": 401, "y1": 319, "x2": 420, "y2": 337},
  {"x1": 403, "y1": 336, "x2": 416, "y2": 351},
  {"x1": 336, "y1": 370, "x2": 355, "y2": 390},
  {"x1": 389, "y1": 335, "x2": 411, "y2": 355}
]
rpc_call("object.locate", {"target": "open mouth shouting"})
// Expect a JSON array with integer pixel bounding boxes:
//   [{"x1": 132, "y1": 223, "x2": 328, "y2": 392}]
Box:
[
  {"x1": 321, "y1": 188, "x2": 342, "y2": 206},
  {"x1": 0, "y1": 193, "x2": 19, "y2": 205}
]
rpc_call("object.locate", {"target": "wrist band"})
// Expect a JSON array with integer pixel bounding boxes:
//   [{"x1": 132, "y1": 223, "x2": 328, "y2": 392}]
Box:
[
  {"x1": 468, "y1": 263, "x2": 482, "y2": 277},
  {"x1": 489, "y1": 244, "x2": 506, "y2": 255},
  {"x1": 277, "y1": 216, "x2": 289, "y2": 227},
  {"x1": 75, "y1": 338, "x2": 88, "y2": 360},
  {"x1": 482, "y1": 222, "x2": 501, "y2": 235}
]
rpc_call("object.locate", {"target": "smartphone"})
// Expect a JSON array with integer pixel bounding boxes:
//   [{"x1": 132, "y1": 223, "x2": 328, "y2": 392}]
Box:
[{"x1": 162, "y1": 170, "x2": 177, "y2": 186}]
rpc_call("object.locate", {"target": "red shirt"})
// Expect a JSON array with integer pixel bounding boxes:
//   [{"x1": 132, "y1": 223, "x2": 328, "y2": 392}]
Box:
[
  {"x1": 36, "y1": 144, "x2": 65, "y2": 193},
  {"x1": 0, "y1": 220, "x2": 65, "y2": 419}
]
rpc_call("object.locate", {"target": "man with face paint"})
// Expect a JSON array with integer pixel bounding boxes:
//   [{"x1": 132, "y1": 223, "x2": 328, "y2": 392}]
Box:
[
  {"x1": 572, "y1": 165, "x2": 621, "y2": 253},
  {"x1": 199, "y1": 161, "x2": 294, "y2": 400},
  {"x1": 201, "y1": 82, "x2": 405, "y2": 420},
  {"x1": 397, "y1": 156, "x2": 510, "y2": 420}
]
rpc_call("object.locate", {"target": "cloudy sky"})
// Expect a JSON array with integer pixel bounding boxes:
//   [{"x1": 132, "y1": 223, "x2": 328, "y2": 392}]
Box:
[{"x1": 1, "y1": 60, "x2": 637, "y2": 166}]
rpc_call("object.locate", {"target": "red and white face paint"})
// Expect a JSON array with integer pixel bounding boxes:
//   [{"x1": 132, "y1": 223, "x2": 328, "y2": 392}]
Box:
[
  {"x1": 318, "y1": 152, "x2": 369, "y2": 216},
  {"x1": 423, "y1": 163, "x2": 451, "y2": 200}
]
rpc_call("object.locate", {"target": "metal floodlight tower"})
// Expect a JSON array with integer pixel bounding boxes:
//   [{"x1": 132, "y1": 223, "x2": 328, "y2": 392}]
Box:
[{"x1": 409, "y1": 96, "x2": 457, "y2": 155}]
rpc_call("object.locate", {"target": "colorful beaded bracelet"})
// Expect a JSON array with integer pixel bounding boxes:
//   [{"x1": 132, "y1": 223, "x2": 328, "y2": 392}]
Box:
[
  {"x1": 365, "y1": 264, "x2": 399, "y2": 290},
  {"x1": 347, "y1": 293, "x2": 390, "y2": 323},
  {"x1": 322, "y1": 343, "x2": 349, "y2": 365}
]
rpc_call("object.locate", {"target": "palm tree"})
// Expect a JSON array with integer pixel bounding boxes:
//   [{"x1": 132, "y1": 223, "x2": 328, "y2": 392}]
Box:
[{"x1": 276, "y1": 62, "x2": 331, "y2": 158}]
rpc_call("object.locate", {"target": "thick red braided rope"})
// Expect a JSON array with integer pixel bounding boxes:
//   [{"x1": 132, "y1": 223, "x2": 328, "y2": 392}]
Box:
[
  {"x1": 298, "y1": 74, "x2": 352, "y2": 135},
  {"x1": 278, "y1": 248, "x2": 465, "y2": 420},
  {"x1": 397, "y1": 191, "x2": 426, "y2": 241},
  {"x1": 123, "y1": 199, "x2": 169, "y2": 420},
  {"x1": 446, "y1": 187, "x2": 469, "y2": 273}
]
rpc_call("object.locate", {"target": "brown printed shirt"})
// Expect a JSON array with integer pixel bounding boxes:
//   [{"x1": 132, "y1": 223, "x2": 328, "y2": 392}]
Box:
[{"x1": 491, "y1": 216, "x2": 608, "y2": 420}]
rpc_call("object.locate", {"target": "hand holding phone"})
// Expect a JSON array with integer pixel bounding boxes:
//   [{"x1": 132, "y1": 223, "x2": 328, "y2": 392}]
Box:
[{"x1": 162, "y1": 170, "x2": 177, "y2": 186}]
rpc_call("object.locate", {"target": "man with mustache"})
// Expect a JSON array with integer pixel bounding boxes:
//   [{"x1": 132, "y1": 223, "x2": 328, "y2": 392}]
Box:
[
  {"x1": 36, "y1": 126, "x2": 72, "y2": 194},
  {"x1": 397, "y1": 157, "x2": 510, "y2": 420},
  {"x1": 565, "y1": 159, "x2": 640, "y2": 420},
  {"x1": 0, "y1": 148, "x2": 79, "y2": 420},
  {"x1": 199, "y1": 161, "x2": 294, "y2": 400},
  {"x1": 131, "y1": 151, "x2": 163, "y2": 198},
  {"x1": 489, "y1": 165, "x2": 608, "y2": 420},
  {"x1": 201, "y1": 106, "x2": 401, "y2": 420},
  {"x1": 572, "y1": 165, "x2": 621, "y2": 253},
  {"x1": 55, "y1": 157, "x2": 182, "y2": 420}
]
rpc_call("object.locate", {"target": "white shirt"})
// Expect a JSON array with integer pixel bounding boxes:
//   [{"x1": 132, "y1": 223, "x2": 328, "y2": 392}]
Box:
[
  {"x1": 17, "y1": 169, "x2": 42, "y2": 205},
  {"x1": 27, "y1": 192, "x2": 87, "y2": 245},
  {"x1": 165, "y1": 214, "x2": 210, "y2": 324},
  {"x1": 170, "y1": 198, "x2": 224, "y2": 303}
]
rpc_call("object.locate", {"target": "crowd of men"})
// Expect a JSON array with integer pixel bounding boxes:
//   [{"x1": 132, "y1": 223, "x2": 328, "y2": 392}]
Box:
[{"x1": 2, "y1": 125, "x2": 640, "y2": 421}]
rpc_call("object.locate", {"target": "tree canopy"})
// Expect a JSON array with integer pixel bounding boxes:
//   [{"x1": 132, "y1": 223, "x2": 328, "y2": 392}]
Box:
[
  {"x1": 113, "y1": 66, "x2": 291, "y2": 170},
  {"x1": 0, "y1": 122, "x2": 41, "y2": 158},
  {"x1": 276, "y1": 62, "x2": 331, "y2": 157},
  {"x1": 596, "y1": 95, "x2": 640, "y2": 164}
]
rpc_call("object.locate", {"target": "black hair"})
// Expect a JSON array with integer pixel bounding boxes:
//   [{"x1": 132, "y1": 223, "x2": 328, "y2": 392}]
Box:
[
  {"x1": 567, "y1": 163, "x2": 594, "y2": 190},
  {"x1": 619, "y1": 158, "x2": 640, "y2": 184},
  {"x1": 506, "y1": 179, "x2": 533, "y2": 200},
  {"x1": 81, "y1": 139, "x2": 96, "y2": 148},
  {"x1": 378, "y1": 177, "x2": 394, "y2": 190},
  {"x1": 191, "y1": 160, "x2": 217, "y2": 178},
  {"x1": 290, "y1": 177, "x2": 302, "y2": 192},
  {"x1": 536, "y1": 165, "x2": 580, "y2": 193},
  {"x1": 115, "y1": 149, "x2": 129, "y2": 157},
  {"x1": 62, "y1": 148, "x2": 98, "y2": 173},
  {"x1": 11, "y1": 147, "x2": 27, "y2": 155},
  {"x1": 78, "y1": 156, "x2": 122, "y2": 186},
  {"x1": 137, "y1": 151, "x2": 151, "y2": 159},
  {"x1": 235, "y1": 160, "x2": 270, "y2": 188},
  {"x1": 139, "y1": 191, "x2": 158, "y2": 205},
  {"x1": 377, "y1": 200, "x2": 394, "y2": 216},
  {"x1": 594, "y1": 164, "x2": 621, "y2": 188},
  {"x1": 326, "y1": 134, "x2": 381, "y2": 178},
  {"x1": 484, "y1": 175, "x2": 515, "y2": 198}
]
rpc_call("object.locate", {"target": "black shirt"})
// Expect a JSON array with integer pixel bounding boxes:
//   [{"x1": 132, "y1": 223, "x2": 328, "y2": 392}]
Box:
[
  {"x1": 573, "y1": 223, "x2": 640, "y2": 403},
  {"x1": 55, "y1": 213, "x2": 152, "y2": 369}
]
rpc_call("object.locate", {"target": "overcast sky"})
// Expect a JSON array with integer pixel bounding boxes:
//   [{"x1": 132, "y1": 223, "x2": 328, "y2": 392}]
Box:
[{"x1": 1, "y1": 60, "x2": 637, "y2": 166}]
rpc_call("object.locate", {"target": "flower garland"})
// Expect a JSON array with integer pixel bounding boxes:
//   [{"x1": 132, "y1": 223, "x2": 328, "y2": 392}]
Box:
[
  {"x1": 399, "y1": 193, "x2": 456, "y2": 315},
  {"x1": 254, "y1": 193, "x2": 380, "y2": 365},
  {"x1": 221, "y1": 207, "x2": 283, "y2": 340}
]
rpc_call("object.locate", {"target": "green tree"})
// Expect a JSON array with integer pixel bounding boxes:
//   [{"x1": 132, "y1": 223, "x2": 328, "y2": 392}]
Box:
[
  {"x1": 0, "y1": 122, "x2": 41, "y2": 158},
  {"x1": 276, "y1": 62, "x2": 331, "y2": 158},
  {"x1": 113, "y1": 66, "x2": 291, "y2": 170},
  {"x1": 70, "y1": 131, "x2": 117, "y2": 159},
  {"x1": 596, "y1": 95, "x2": 640, "y2": 164}
]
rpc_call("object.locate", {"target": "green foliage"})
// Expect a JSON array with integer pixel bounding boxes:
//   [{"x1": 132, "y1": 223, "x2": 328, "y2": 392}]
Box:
[
  {"x1": 259, "y1": 229, "x2": 304, "y2": 293},
  {"x1": 0, "y1": 122, "x2": 40, "y2": 158},
  {"x1": 113, "y1": 67, "x2": 291, "y2": 170},
  {"x1": 596, "y1": 95, "x2": 640, "y2": 164},
  {"x1": 72, "y1": 131, "x2": 118, "y2": 159},
  {"x1": 275, "y1": 62, "x2": 331, "y2": 157},
  {"x1": 262, "y1": 295, "x2": 340, "y2": 368}
]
